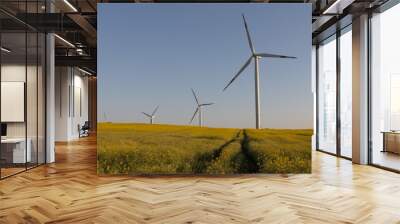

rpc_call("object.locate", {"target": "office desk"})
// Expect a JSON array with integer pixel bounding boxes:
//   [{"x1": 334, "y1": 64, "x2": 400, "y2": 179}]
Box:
[
  {"x1": 1, "y1": 138, "x2": 31, "y2": 164},
  {"x1": 382, "y1": 131, "x2": 400, "y2": 154}
]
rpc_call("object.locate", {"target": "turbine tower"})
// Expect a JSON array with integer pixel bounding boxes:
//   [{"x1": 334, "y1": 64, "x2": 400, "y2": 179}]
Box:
[
  {"x1": 142, "y1": 105, "x2": 159, "y2": 124},
  {"x1": 190, "y1": 88, "x2": 214, "y2": 127},
  {"x1": 223, "y1": 14, "x2": 296, "y2": 129}
]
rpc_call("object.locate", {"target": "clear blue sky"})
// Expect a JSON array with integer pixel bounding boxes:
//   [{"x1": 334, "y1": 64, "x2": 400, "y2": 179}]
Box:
[{"x1": 98, "y1": 3, "x2": 312, "y2": 129}]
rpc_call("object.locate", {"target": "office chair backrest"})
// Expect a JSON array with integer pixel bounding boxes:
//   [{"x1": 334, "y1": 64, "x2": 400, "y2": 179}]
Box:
[{"x1": 83, "y1": 121, "x2": 90, "y2": 129}]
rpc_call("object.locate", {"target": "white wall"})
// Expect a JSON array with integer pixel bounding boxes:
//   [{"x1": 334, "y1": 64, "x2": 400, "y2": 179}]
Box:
[
  {"x1": 55, "y1": 67, "x2": 89, "y2": 141},
  {"x1": 71, "y1": 73, "x2": 89, "y2": 138},
  {"x1": 55, "y1": 66, "x2": 70, "y2": 141}
]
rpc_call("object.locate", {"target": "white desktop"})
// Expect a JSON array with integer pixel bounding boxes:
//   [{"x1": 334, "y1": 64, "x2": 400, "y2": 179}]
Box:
[
  {"x1": 1, "y1": 138, "x2": 32, "y2": 163},
  {"x1": 1, "y1": 124, "x2": 32, "y2": 164}
]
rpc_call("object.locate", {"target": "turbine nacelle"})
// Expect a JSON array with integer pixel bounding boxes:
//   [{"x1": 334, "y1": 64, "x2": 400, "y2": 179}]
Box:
[{"x1": 142, "y1": 105, "x2": 159, "y2": 124}]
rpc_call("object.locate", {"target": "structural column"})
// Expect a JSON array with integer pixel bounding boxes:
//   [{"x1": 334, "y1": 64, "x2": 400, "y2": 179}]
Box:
[
  {"x1": 45, "y1": 0, "x2": 55, "y2": 163},
  {"x1": 46, "y1": 32, "x2": 55, "y2": 163},
  {"x1": 352, "y1": 14, "x2": 369, "y2": 164}
]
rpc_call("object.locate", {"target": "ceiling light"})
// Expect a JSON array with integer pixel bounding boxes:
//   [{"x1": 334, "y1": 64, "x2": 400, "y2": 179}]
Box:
[
  {"x1": 63, "y1": 0, "x2": 78, "y2": 12},
  {"x1": 76, "y1": 48, "x2": 85, "y2": 55},
  {"x1": 54, "y1": 34, "x2": 75, "y2": 48},
  {"x1": 78, "y1": 67, "x2": 93, "y2": 76},
  {"x1": 322, "y1": 0, "x2": 354, "y2": 15},
  {"x1": 1, "y1": 47, "x2": 11, "y2": 53}
]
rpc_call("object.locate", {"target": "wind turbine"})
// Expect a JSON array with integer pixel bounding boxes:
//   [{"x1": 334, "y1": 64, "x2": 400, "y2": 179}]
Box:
[
  {"x1": 103, "y1": 112, "x2": 107, "y2": 122},
  {"x1": 189, "y1": 88, "x2": 214, "y2": 127},
  {"x1": 223, "y1": 14, "x2": 296, "y2": 129},
  {"x1": 142, "y1": 106, "x2": 159, "y2": 124}
]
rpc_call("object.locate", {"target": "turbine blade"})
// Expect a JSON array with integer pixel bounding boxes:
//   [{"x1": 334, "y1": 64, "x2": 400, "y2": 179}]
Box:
[
  {"x1": 190, "y1": 107, "x2": 199, "y2": 124},
  {"x1": 152, "y1": 105, "x2": 159, "y2": 116},
  {"x1": 223, "y1": 56, "x2": 253, "y2": 91},
  {"x1": 142, "y1": 112, "x2": 152, "y2": 118},
  {"x1": 242, "y1": 14, "x2": 255, "y2": 54},
  {"x1": 191, "y1": 88, "x2": 199, "y2": 105},
  {"x1": 200, "y1": 103, "x2": 214, "y2": 106},
  {"x1": 256, "y1": 53, "x2": 296, "y2": 59}
]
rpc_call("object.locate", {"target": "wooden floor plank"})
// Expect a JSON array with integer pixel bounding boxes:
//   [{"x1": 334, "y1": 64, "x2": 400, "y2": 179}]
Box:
[{"x1": 0, "y1": 136, "x2": 399, "y2": 223}]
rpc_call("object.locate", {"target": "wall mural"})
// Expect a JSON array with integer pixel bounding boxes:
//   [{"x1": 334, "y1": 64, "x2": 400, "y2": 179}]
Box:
[{"x1": 97, "y1": 3, "x2": 313, "y2": 175}]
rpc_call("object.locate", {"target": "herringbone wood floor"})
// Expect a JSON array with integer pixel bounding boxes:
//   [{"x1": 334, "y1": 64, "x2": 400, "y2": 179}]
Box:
[{"x1": 1, "y1": 136, "x2": 400, "y2": 224}]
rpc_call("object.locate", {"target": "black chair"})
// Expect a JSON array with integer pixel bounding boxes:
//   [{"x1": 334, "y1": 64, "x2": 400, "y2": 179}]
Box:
[{"x1": 78, "y1": 121, "x2": 90, "y2": 138}]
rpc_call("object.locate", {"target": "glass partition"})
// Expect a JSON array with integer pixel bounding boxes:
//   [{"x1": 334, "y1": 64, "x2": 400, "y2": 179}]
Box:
[
  {"x1": 0, "y1": 1, "x2": 46, "y2": 179},
  {"x1": 316, "y1": 25, "x2": 354, "y2": 159},
  {"x1": 0, "y1": 31, "x2": 28, "y2": 177},
  {"x1": 317, "y1": 35, "x2": 337, "y2": 154},
  {"x1": 339, "y1": 26, "x2": 352, "y2": 158},
  {"x1": 27, "y1": 31, "x2": 38, "y2": 169},
  {"x1": 37, "y1": 0, "x2": 46, "y2": 166},
  {"x1": 370, "y1": 3, "x2": 400, "y2": 171},
  {"x1": 38, "y1": 32, "x2": 46, "y2": 165}
]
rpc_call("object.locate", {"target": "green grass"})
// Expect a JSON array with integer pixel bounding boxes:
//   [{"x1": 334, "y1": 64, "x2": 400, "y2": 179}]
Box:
[{"x1": 97, "y1": 123, "x2": 312, "y2": 174}]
